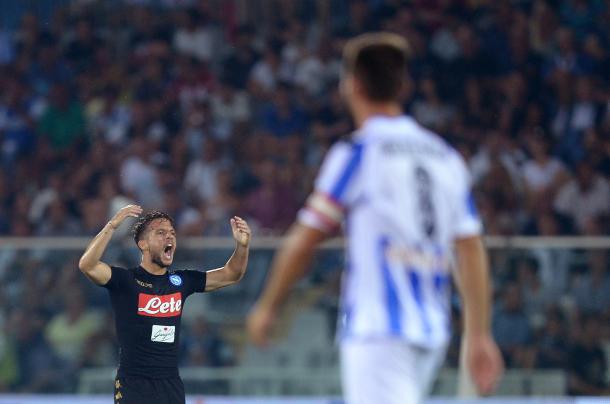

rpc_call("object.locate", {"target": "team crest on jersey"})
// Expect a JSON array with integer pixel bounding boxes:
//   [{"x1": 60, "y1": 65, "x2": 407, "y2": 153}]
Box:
[{"x1": 169, "y1": 274, "x2": 182, "y2": 286}]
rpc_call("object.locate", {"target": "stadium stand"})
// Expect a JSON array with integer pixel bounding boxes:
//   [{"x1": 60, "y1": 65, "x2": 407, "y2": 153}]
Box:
[{"x1": 0, "y1": 0, "x2": 609, "y2": 397}]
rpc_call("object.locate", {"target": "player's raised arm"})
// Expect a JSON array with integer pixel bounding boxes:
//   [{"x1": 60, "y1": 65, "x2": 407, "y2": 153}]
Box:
[
  {"x1": 205, "y1": 216, "x2": 251, "y2": 291},
  {"x1": 453, "y1": 235, "x2": 504, "y2": 395},
  {"x1": 78, "y1": 204, "x2": 142, "y2": 285}
]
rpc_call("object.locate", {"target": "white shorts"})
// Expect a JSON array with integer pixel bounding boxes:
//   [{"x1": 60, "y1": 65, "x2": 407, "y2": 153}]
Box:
[{"x1": 341, "y1": 339, "x2": 446, "y2": 404}]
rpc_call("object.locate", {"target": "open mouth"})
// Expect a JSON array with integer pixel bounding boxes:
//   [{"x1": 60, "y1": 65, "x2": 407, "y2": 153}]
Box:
[{"x1": 163, "y1": 244, "x2": 173, "y2": 260}]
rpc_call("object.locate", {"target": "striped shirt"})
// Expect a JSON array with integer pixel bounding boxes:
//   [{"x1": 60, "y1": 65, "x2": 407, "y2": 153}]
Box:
[{"x1": 298, "y1": 115, "x2": 481, "y2": 348}]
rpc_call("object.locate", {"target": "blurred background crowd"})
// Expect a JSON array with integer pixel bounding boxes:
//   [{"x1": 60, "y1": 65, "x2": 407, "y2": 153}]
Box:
[{"x1": 0, "y1": 0, "x2": 609, "y2": 396}]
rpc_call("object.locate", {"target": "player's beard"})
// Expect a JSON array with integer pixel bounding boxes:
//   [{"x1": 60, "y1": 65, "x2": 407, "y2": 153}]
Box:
[{"x1": 152, "y1": 251, "x2": 169, "y2": 268}]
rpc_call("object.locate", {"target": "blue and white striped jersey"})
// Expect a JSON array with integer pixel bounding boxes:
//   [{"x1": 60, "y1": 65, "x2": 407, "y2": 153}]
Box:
[{"x1": 298, "y1": 115, "x2": 481, "y2": 348}]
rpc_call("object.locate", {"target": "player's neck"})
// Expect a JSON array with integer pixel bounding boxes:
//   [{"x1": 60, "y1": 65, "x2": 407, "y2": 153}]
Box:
[
  {"x1": 140, "y1": 259, "x2": 168, "y2": 276},
  {"x1": 352, "y1": 101, "x2": 403, "y2": 128}
]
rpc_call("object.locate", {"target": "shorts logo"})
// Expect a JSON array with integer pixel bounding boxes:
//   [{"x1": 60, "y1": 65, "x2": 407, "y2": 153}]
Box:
[
  {"x1": 138, "y1": 292, "x2": 182, "y2": 317},
  {"x1": 151, "y1": 325, "x2": 175, "y2": 343},
  {"x1": 169, "y1": 274, "x2": 182, "y2": 286}
]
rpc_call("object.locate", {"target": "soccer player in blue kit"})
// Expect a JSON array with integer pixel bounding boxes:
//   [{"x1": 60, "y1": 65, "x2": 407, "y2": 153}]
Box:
[{"x1": 79, "y1": 205, "x2": 251, "y2": 404}]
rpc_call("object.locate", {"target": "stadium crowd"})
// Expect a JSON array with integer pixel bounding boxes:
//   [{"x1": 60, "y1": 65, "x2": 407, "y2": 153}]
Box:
[{"x1": 0, "y1": 0, "x2": 609, "y2": 395}]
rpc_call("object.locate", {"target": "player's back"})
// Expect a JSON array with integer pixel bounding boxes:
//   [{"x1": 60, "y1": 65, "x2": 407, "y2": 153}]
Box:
[{"x1": 336, "y1": 115, "x2": 480, "y2": 348}]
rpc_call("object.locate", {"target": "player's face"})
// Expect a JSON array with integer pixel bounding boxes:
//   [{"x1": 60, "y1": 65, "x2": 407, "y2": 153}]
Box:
[{"x1": 145, "y1": 219, "x2": 177, "y2": 268}]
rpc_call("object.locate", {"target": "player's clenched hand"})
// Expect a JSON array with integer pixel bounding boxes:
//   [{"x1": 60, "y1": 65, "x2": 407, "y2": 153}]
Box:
[
  {"x1": 466, "y1": 334, "x2": 504, "y2": 395},
  {"x1": 109, "y1": 205, "x2": 143, "y2": 229},
  {"x1": 247, "y1": 303, "x2": 275, "y2": 347},
  {"x1": 231, "y1": 216, "x2": 251, "y2": 247}
]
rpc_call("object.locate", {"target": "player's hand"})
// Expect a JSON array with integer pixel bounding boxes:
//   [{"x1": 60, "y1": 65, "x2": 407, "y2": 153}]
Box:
[
  {"x1": 465, "y1": 333, "x2": 504, "y2": 395},
  {"x1": 246, "y1": 303, "x2": 275, "y2": 347},
  {"x1": 231, "y1": 216, "x2": 251, "y2": 247},
  {"x1": 109, "y1": 205, "x2": 142, "y2": 229}
]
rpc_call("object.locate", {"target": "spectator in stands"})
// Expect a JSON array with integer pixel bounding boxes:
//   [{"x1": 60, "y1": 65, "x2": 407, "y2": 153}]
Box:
[
  {"x1": 516, "y1": 257, "x2": 555, "y2": 327},
  {"x1": 521, "y1": 130, "x2": 570, "y2": 213},
  {"x1": 567, "y1": 314, "x2": 610, "y2": 396},
  {"x1": 63, "y1": 18, "x2": 102, "y2": 74},
  {"x1": 0, "y1": 320, "x2": 18, "y2": 391},
  {"x1": 210, "y1": 77, "x2": 251, "y2": 137},
  {"x1": 35, "y1": 198, "x2": 81, "y2": 236},
  {"x1": 536, "y1": 307, "x2": 569, "y2": 368},
  {"x1": 10, "y1": 309, "x2": 64, "y2": 392},
  {"x1": 243, "y1": 159, "x2": 300, "y2": 234},
  {"x1": 173, "y1": 8, "x2": 219, "y2": 63},
  {"x1": 260, "y1": 82, "x2": 307, "y2": 139},
  {"x1": 553, "y1": 76, "x2": 604, "y2": 164},
  {"x1": 0, "y1": 79, "x2": 37, "y2": 167},
  {"x1": 248, "y1": 44, "x2": 282, "y2": 99},
  {"x1": 37, "y1": 84, "x2": 86, "y2": 154},
  {"x1": 45, "y1": 290, "x2": 102, "y2": 367},
  {"x1": 411, "y1": 76, "x2": 454, "y2": 133},
  {"x1": 184, "y1": 137, "x2": 228, "y2": 205},
  {"x1": 554, "y1": 161, "x2": 610, "y2": 233},
  {"x1": 525, "y1": 212, "x2": 573, "y2": 294},
  {"x1": 572, "y1": 251, "x2": 610, "y2": 315},
  {"x1": 220, "y1": 25, "x2": 258, "y2": 90},
  {"x1": 119, "y1": 136, "x2": 163, "y2": 208},
  {"x1": 493, "y1": 283, "x2": 535, "y2": 367}
]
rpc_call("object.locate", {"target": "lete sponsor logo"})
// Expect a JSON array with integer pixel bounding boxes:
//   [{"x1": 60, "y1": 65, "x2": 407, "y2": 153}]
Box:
[{"x1": 137, "y1": 292, "x2": 182, "y2": 317}]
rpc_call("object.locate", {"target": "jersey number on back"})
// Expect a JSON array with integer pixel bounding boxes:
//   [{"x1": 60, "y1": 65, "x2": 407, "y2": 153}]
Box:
[{"x1": 414, "y1": 165, "x2": 436, "y2": 240}]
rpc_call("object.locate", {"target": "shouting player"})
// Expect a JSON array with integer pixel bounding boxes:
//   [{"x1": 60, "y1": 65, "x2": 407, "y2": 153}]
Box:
[
  {"x1": 79, "y1": 206, "x2": 250, "y2": 404},
  {"x1": 247, "y1": 33, "x2": 503, "y2": 403}
]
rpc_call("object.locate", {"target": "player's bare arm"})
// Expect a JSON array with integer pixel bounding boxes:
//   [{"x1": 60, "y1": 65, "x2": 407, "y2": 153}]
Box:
[
  {"x1": 78, "y1": 204, "x2": 143, "y2": 285},
  {"x1": 205, "y1": 216, "x2": 252, "y2": 291},
  {"x1": 247, "y1": 223, "x2": 327, "y2": 346},
  {"x1": 453, "y1": 235, "x2": 504, "y2": 395}
]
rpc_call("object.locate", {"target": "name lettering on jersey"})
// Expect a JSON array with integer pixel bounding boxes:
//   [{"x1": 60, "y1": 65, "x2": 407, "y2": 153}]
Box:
[
  {"x1": 135, "y1": 279, "x2": 153, "y2": 288},
  {"x1": 151, "y1": 325, "x2": 175, "y2": 343},
  {"x1": 382, "y1": 142, "x2": 446, "y2": 157},
  {"x1": 138, "y1": 292, "x2": 182, "y2": 317},
  {"x1": 385, "y1": 245, "x2": 450, "y2": 271}
]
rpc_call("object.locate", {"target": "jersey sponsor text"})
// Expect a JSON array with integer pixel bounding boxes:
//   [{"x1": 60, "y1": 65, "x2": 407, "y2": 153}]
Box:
[{"x1": 137, "y1": 292, "x2": 182, "y2": 317}]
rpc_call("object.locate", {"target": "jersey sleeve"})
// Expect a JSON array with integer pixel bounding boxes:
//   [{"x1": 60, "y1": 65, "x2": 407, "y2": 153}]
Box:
[
  {"x1": 451, "y1": 154, "x2": 482, "y2": 239},
  {"x1": 179, "y1": 270, "x2": 207, "y2": 297},
  {"x1": 101, "y1": 266, "x2": 131, "y2": 290},
  {"x1": 298, "y1": 141, "x2": 364, "y2": 233}
]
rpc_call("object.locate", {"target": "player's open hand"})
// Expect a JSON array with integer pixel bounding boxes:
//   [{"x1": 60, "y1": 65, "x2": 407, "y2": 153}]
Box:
[
  {"x1": 231, "y1": 216, "x2": 251, "y2": 247},
  {"x1": 466, "y1": 333, "x2": 504, "y2": 395},
  {"x1": 247, "y1": 303, "x2": 275, "y2": 347},
  {"x1": 109, "y1": 205, "x2": 142, "y2": 229}
]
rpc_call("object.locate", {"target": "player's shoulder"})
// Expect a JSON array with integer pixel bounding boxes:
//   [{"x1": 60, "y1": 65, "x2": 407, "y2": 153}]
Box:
[
  {"x1": 170, "y1": 268, "x2": 204, "y2": 278},
  {"x1": 324, "y1": 135, "x2": 365, "y2": 162},
  {"x1": 409, "y1": 119, "x2": 457, "y2": 156},
  {"x1": 110, "y1": 265, "x2": 133, "y2": 273},
  {"x1": 168, "y1": 269, "x2": 205, "y2": 288}
]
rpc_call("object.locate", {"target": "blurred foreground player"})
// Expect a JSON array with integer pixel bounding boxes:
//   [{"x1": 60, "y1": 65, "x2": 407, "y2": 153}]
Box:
[
  {"x1": 248, "y1": 33, "x2": 503, "y2": 403},
  {"x1": 79, "y1": 205, "x2": 250, "y2": 404}
]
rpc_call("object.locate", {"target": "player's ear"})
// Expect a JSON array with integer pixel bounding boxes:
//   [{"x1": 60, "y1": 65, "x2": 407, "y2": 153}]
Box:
[
  {"x1": 339, "y1": 74, "x2": 354, "y2": 100},
  {"x1": 137, "y1": 238, "x2": 148, "y2": 251}
]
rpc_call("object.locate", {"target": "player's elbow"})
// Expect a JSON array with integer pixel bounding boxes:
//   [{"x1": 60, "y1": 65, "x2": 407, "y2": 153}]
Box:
[
  {"x1": 78, "y1": 257, "x2": 94, "y2": 274},
  {"x1": 225, "y1": 265, "x2": 246, "y2": 284}
]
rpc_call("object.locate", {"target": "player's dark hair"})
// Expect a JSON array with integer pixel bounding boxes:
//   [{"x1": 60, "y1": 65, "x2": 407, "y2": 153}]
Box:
[
  {"x1": 132, "y1": 211, "x2": 175, "y2": 247},
  {"x1": 343, "y1": 32, "x2": 409, "y2": 102}
]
